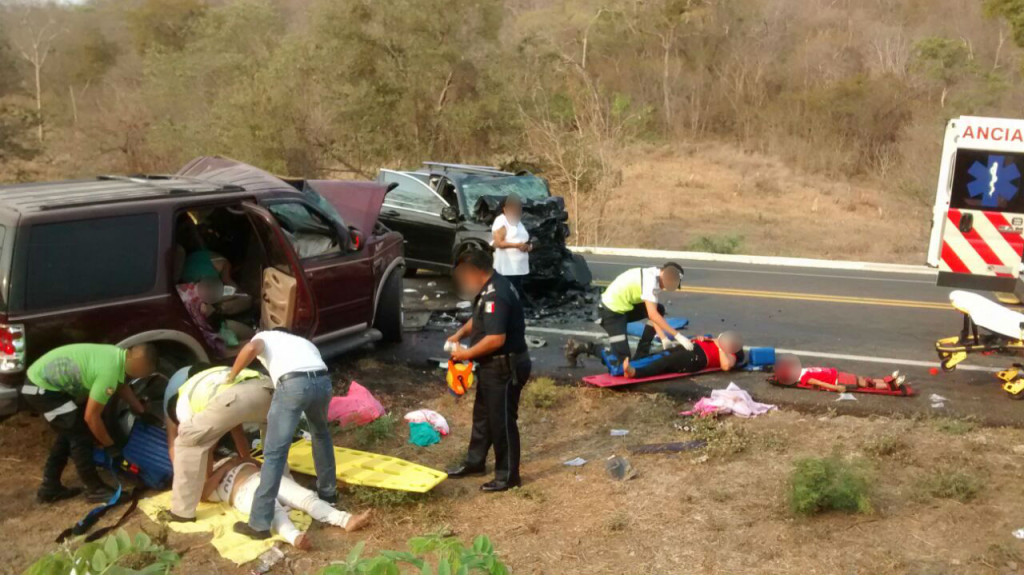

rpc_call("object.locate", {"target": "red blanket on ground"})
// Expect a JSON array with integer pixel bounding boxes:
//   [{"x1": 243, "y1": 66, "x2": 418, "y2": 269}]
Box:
[{"x1": 582, "y1": 368, "x2": 721, "y2": 388}]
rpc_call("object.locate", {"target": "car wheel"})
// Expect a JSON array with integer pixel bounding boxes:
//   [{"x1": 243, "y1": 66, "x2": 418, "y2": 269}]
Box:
[{"x1": 375, "y1": 269, "x2": 404, "y2": 343}]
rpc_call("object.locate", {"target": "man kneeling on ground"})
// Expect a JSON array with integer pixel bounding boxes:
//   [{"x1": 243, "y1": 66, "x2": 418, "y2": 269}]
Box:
[
  {"x1": 621, "y1": 332, "x2": 743, "y2": 379},
  {"x1": 202, "y1": 456, "x2": 371, "y2": 550}
]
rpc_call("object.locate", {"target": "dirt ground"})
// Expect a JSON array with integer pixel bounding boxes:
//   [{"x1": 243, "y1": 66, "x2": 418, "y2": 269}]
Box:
[
  {"x1": 596, "y1": 143, "x2": 930, "y2": 264},
  {"x1": 5, "y1": 355, "x2": 1024, "y2": 575}
]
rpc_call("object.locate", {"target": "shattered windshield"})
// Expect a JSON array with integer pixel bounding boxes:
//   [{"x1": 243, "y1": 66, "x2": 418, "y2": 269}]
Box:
[
  {"x1": 301, "y1": 183, "x2": 347, "y2": 228},
  {"x1": 461, "y1": 174, "x2": 549, "y2": 208}
]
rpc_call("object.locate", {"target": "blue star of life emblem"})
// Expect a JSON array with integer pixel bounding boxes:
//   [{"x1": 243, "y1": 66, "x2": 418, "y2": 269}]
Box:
[{"x1": 967, "y1": 155, "x2": 1020, "y2": 208}]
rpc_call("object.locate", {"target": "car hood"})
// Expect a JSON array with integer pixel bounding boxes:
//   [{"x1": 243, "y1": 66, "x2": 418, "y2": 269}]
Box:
[
  {"x1": 178, "y1": 157, "x2": 389, "y2": 233},
  {"x1": 305, "y1": 180, "x2": 389, "y2": 235}
]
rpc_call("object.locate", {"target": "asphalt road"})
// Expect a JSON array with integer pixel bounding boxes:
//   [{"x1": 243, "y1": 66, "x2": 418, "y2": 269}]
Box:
[{"x1": 382, "y1": 254, "x2": 1024, "y2": 426}]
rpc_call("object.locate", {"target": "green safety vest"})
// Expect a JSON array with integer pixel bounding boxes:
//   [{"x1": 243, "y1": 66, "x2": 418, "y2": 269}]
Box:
[
  {"x1": 180, "y1": 367, "x2": 263, "y2": 415},
  {"x1": 601, "y1": 267, "x2": 649, "y2": 314}
]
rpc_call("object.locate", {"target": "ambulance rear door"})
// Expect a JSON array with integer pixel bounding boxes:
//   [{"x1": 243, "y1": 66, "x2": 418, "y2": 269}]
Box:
[{"x1": 937, "y1": 125, "x2": 1024, "y2": 291}]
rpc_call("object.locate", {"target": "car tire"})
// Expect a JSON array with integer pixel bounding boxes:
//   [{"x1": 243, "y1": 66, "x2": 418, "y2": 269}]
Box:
[{"x1": 375, "y1": 269, "x2": 404, "y2": 343}]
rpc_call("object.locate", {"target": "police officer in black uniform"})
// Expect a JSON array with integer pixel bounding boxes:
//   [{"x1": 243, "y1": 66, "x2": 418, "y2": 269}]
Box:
[{"x1": 445, "y1": 248, "x2": 531, "y2": 492}]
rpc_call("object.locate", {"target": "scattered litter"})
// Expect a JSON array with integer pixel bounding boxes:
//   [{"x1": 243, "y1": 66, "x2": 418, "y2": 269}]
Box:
[
  {"x1": 252, "y1": 546, "x2": 285, "y2": 574},
  {"x1": 610, "y1": 429, "x2": 629, "y2": 437},
  {"x1": 327, "y1": 381, "x2": 385, "y2": 427},
  {"x1": 408, "y1": 421, "x2": 441, "y2": 447},
  {"x1": 526, "y1": 335, "x2": 546, "y2": 349},
  {"x1": 427, "y1": 281, "x2": 437, "y2": 287},
  {"x1": 421, "y1": 295, "x2": 430, "y2": 301},
  {"x1": 930, "y1": 393, "x2": 948, "y2": 409},
  {"x1": 563, "y1": 457, "x2": 587, "y2": 467},
  {"x1": 679, "y1": 383, "x2": 776, "y2": 418},
  {"x1": 605, "y1": 455, "x2": 638, "y2": 481},
  {"x1": 436, "y1": 294, "x2": 442, "y2": 298},
  {"x1": 404, "y1": 288, "x2": 417, "y2": 294},
  {"x1": 630, "y1": 440, "x2": 707, "y2": 455},
  {"x1": 836, "y1": 392, "x2": 857, "y2": 401},
  {"x1": 456, "y1": 301, "x2": 472, "y2": 309},
  {"x1": 929, "y1": 367, "x2": 939, "y2": 375},
  {"x1": 1014, "y1": 528, "x2": 1024, "y2": 540},
  {"x1": 691, "y1": 454, "x2": 709, "y2": 465},
  {"x1": 404, "y1": 409, "x2": 450, "y2": 436}
]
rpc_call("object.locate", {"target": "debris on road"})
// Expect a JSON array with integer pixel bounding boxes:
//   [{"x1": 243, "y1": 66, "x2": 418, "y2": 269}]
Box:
[
  {"x1": 327, "y1": 381, "x2": 385, "y2": 427},
  {"x1": 404, "y1": 409, "x2": 450, "y2": 436},
  {"x1": 564, "y1": 457, "x2": 587, "y2": 467},
  {"x1": 408, "y1": 421, "x2": 441, "y2": 447},
  {"x1": 252, "y1": 546, "x2": 285, "y2": 574},
  {"x1": 610, "y1": 429, "x2": 629, "y2": 437},
  {"x1": 930, "y1": 393, "x2": 949, "y2": 409},
  {"x1": 836, "y1": 393, "x2": 857, "y2": 401},
  {"x1": 526, "y1": 335, "x2": 547, "y2": 348}
]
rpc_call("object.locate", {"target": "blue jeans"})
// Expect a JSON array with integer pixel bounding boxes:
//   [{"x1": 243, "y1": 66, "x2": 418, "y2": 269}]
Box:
[{"x1": 248, "y1": 373, "x2": 336, "y2": 531}]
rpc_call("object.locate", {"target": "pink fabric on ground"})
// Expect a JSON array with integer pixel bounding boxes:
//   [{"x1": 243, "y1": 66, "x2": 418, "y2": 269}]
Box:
[
  {"x1": 679, "y1": 383, "x2": 777, "y2": 418},
  {"x1": 327, "y1": 381, "x2": 385, "y2": 426}
]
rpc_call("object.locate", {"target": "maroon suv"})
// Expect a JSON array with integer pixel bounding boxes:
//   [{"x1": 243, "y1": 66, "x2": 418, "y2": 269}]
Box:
[{"x1": 0, "y1": 157, "x2": 404, "y2": 416}]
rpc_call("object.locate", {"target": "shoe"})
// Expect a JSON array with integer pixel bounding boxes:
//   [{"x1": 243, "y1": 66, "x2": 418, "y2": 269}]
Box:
[
  {"x1": 564, "y1": 338, "x2": 596, "y2": 368},
  {"x1": 36, "y1": 485, "x2": 81, "y2": 504},
  {"x1": 445, "y1": 464, "x2": 486, "y2": 478},
  {"x1": 157, "y1": 510, "x2": 196, "y2": 523},
  {"x1": 321, "y1": 493, "x2": 339, "y2": 507},
  {"x1": 233, "y1": 521, "x2": 271, "y2": 540},
  {"x1": 84, "y1": 485, "x2": 116, "y2": 503},
  {"x1": 480, "y1": 478, "x2": 522, "y2": 492}
]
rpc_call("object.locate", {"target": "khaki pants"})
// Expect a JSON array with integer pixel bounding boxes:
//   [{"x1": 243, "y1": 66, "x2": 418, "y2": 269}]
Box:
[{"x1": 171, "y1": 379, "x2": 273, "y2": 518}]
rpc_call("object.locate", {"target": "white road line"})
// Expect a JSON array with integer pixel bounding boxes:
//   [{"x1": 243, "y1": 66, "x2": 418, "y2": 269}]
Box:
[
  {"x1": 586, "y1": 260, "x2": 936, "y2": 285},
  {"x1": 572, "y1": 246, "x2": 935, "y2": 275},
  {"x1": 525, "y1": 326, "x2": 1001, "y2": 373}
]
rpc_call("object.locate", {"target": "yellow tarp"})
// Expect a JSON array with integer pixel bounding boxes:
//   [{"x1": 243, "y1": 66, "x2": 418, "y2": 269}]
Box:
[
  {"x1": 256, "y1": 439, "x2": 448, "y2": 493},
  {"x1": 138, "y1": 491, "x2": 311, "y2": 565}
]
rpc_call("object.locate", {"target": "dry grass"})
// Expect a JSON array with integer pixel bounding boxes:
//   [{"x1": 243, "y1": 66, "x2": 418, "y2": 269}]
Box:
[
  {"x1": 5, "y1": 370, "x2": 1024, "y2": 574},
  {"x1": 591, "y1": 143, "x2": 929, "y2": 263}
]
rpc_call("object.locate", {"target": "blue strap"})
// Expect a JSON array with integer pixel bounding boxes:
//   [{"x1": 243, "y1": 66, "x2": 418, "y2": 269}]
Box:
[{"x1": 56, "y1": 456, "x2": 123, "y2": 543}]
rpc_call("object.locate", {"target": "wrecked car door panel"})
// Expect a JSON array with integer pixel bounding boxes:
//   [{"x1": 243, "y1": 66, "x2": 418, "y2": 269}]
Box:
[
  {"x1": 378, "y1": 170, "x2": 456, "y2": 269},
  {"x1": 263, "y1": 200, "x2": 373, "y2": 339},
  {"x1": 242, "y1": 203, "x2": 317, "y2": 337}
]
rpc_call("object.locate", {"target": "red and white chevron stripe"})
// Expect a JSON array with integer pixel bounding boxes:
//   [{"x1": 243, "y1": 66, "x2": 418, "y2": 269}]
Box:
[{"x1": 941, "y1": 208, "x2": 1024, "y2": 277}]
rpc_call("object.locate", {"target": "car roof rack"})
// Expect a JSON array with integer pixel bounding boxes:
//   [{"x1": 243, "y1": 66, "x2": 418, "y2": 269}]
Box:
[
  {"x1": 421, "y1": 162, "x2": 512, "y2": 176},
  {"x1": 0, "y1": 175, "x2": 245, "y2": 213}
]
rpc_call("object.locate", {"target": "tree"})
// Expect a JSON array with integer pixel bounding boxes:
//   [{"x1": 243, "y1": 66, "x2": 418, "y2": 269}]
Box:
[
  {"x1": 911, "y1": 37, "x2": 972, "y2": 107},
  {"x1": 7, "y1": 5, "x2": 63, "y2": 142}
]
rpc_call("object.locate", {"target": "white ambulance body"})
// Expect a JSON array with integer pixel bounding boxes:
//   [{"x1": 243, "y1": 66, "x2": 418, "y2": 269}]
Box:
[{"x1": 927, "y1": 116, "x2": 1024, "y2": 293}]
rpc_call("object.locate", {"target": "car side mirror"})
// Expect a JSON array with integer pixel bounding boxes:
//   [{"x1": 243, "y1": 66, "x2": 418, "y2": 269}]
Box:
[
  {"x1": 348, "y1": 227, "x2": 363, "y2": 251},
  {"x1": 441, "y1": 206, "x2": 459, "y2": 223}
]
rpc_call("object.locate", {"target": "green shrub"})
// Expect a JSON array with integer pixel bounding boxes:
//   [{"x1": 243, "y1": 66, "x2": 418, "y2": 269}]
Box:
[
  {"x1": 922, "y1": 469, "x2": 982, "y2": 502},
  {"x1": 789, "y1": 454, "x2": 872, "y2": 515},
  {"x1": 23, "y1": 529, "x2": 179, "y2": 575},
  {"x1": 934, "y1": 418, "x2": 976, "y2": 436},
  {"x1": 685, "y1": 417, "x2": 750, "y2": 457},
  {"x1": 351, "y1": 414, "x2": 397, "y2": 450},
  {"x1": 522, "y1": 377, "x2": 567, "y2": 409},
  {"x1": 688, "y1": 234, "x2": 744, "y2": 255},
  {"x1": 316, "y1": 534, "x2": 509, "y2": 575}
]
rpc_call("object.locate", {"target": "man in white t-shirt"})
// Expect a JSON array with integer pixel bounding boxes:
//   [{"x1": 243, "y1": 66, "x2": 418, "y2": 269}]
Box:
[{"x1": 225, "y1": 329, "x2": 337, "y2": 541}]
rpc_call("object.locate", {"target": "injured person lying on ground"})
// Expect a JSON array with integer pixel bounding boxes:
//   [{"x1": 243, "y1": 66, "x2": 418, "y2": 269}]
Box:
[
  {"x1": 615, "y1": 332, "x2": 744, "y2": 379},
  {"x1": 768, "y1": 354, "x2": 909, "y2": 395},
  {"x1": 201, "y1": 456, "x2": 371, "y2": 550}
]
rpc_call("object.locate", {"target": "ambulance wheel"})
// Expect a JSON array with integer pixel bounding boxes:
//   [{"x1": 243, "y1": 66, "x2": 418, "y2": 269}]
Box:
[
  {"x1": 1008, "y1": 389, "x2": 1024, "y2": 400},
  {"x1": 941, "y1": 358, "x2": 957, "y2": 372}
]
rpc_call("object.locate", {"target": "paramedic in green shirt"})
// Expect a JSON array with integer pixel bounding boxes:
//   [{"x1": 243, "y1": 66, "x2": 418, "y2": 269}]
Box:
[
  {"x1": 20, "y1": 343, "x2": 157, "y2": 503},
  {"x1": 573, "y1": 263, "x2": 690, "y2": 369}
]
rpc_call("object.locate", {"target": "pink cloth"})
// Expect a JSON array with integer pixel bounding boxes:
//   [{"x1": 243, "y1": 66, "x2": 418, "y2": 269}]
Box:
[
  {"x1": 175, "y1": 282, "x2": 226, "y2": 355},
  {"x1": 327, "y1": 381, "x2": 385, "y2": 426},
  {"x1": 680, "y1": 383, "x2": 776, "y2": 418},
  {"x1": 403, "y1": 409, "x2": 450, "y2": 436}
]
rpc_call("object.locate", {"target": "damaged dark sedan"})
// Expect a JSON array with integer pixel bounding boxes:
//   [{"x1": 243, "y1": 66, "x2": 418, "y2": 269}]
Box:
[{"x1": 377, "y1": 162, "x2": 592, "y2": 293}]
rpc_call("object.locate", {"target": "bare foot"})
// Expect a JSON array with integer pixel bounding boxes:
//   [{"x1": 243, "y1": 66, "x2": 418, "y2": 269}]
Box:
[
  {"x1": 623, "y1": 358, "x2": 635, "y2": 378},
  {"x1": 344, "y1": 510, "x2": 373, "y2": 533},
  {"x1": 294, "y1": 532, "x2": 313, "y2": 551}
]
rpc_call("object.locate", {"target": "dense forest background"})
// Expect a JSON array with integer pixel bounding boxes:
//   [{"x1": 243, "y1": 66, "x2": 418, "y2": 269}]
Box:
[{"x1": 2, "y1": 0, "x2": 1024, "y2": 255}]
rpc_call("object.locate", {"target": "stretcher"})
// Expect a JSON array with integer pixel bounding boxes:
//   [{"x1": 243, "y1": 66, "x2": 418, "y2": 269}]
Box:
[
  {"x1": 254, "y1": 439, "x2": 447, "y2": 493},
  {"x1": 935, "y1": 290, "x2": 1024, "y2": 397},
  {"x1": 582, "y1": 368, "x2": 721, "y2": 388}
]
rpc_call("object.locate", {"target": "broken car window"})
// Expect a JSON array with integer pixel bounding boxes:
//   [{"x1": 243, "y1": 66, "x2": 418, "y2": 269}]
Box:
[
  {"x1": 461, "y1": 175, "x2": 549, "y2": 210},
  {"x1": 380, "y1": 171, "x2": 447, "y2": 214}
]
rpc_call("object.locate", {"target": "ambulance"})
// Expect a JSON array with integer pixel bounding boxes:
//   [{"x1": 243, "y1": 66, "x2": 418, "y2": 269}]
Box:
[{"x1": 927, "y1": 116, "x2": 1024, "y2": 295}]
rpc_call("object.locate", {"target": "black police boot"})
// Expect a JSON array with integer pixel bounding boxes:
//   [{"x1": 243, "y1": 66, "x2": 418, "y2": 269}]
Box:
[
  {"x1": 480, "y1": 478, "x2": 522, "y2": 493},
  {"x1": 445, "y1": 463, "x2": 486, "y2": 478}
]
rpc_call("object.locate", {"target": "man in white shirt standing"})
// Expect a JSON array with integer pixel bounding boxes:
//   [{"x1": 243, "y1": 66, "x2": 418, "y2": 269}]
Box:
[{"x1": 226, "y1": 329, "x2": 337, "y2": 540}]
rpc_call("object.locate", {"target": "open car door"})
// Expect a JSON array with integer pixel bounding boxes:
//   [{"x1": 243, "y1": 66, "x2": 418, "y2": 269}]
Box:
[{"x1": 242, "y1": 202, "x2": 318, "y2": 336}]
